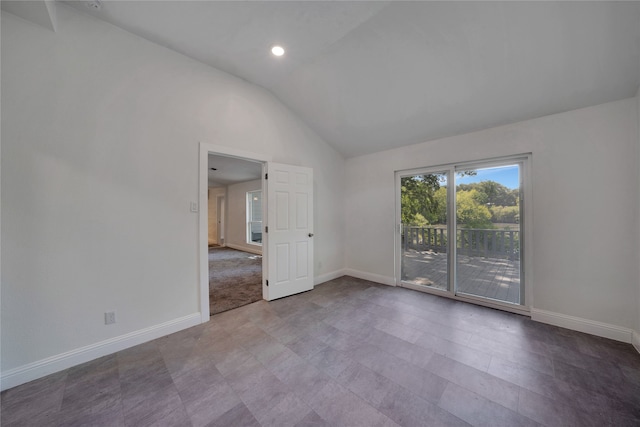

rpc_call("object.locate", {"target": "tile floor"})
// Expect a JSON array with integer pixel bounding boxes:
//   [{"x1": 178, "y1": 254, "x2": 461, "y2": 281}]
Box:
[{"x1": 2, "y1": 276, "x2": 640, "y2": 426}]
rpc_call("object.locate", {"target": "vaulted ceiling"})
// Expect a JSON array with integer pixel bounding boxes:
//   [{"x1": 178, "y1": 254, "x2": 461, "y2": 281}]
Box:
[{"x1": 11, "y1": 1, "x2": 640, "y2": 158}]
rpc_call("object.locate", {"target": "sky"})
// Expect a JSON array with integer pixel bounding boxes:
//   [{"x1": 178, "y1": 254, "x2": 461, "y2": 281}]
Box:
[{"x1": 455, "y1": 165, "x2": 519, "y2": 189}]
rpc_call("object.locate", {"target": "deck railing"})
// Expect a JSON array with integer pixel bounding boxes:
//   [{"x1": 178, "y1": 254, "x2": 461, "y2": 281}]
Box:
[{"x1": 403, "y1": 226, "x2": 519, "y2": 260}]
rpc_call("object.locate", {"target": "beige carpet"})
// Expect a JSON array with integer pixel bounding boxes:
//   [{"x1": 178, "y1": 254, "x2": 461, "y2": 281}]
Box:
[{"x1": 209, "y1": 246, "x2": 263, "y2": 315}]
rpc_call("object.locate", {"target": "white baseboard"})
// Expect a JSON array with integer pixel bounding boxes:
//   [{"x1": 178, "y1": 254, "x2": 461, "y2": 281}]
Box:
[
  {"x1": 314, "y1": 269, "x2": 346, "y2": 286},
  {"x1": 226, "y1": 243, "x2": 262, "y2": 256},
  {"x1": 531, "y1": 308, "x2": 635, "y2": 344},
  {"x1": 633, "y1": 330, "x2": 640, "y2": 355},
  {"x1": 343, "y1": 269, "x2": 396, "y2": 287},
  {"x1": 0, "y1": 313, "x2": 201, "y2": 392}
]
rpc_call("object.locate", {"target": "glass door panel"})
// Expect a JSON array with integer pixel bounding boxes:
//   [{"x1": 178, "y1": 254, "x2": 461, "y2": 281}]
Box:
[
  {"x1": 400, "y1": 172, "x2": 449, "y2": 290},
  {"x1": 455, "y1": 164, "x2": 521, "y2": 304}
]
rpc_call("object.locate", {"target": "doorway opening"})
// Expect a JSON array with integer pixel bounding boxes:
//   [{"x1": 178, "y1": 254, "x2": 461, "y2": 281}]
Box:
[
  {"x1": 207, "y1": 153, "x2": 264, "y2": 315},
  {"x1": 199, "y1": 144, "x2": 270, "y2": 321},
  {"x1": 396, "y1": 155, "x2": 531, "y2": 314},
  {"x1": 198, "y1": 143, "x2": 316, "y2": 320}
]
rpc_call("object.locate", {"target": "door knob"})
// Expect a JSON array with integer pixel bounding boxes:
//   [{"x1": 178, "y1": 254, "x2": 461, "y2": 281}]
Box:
[{"x1": 308, "y1": 233, "x2": 314, "y2": 237}]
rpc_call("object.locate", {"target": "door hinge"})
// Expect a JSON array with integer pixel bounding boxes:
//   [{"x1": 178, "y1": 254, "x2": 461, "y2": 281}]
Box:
[
  {"x1": 265, "y1": 226, "x2": 268, "y2": 233},
  {"x1": 265, "y1": 173, "x2": 268, "y2": 180},
  {"x1": 266, "y1": 280, "x2": 269, "y2": 287}
]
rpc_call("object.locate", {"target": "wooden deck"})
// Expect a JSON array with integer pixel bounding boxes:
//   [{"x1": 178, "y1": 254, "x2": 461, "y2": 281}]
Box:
[{"x1": 402, "y1": 249, "x2": 521, "y2": 304}]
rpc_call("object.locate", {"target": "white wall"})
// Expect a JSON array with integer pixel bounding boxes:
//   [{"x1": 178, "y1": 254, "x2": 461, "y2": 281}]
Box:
[
  {"x1": 637, "y1": 85, "x2": 640, "y2": 342},
  {"x1": 0, "y1": 5, "x2": 345, "y2": 382},
  {"x1": 226, "y1": 180, "x2": 262, "y2": 254},
  {"x1": 346, "y1": 98, "x2": 639, "y2": 334}
]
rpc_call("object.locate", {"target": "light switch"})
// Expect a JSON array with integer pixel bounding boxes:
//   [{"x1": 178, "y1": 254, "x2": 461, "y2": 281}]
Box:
[{"x1": 190, "y1": 202, "x2": 198, "y2": 213}]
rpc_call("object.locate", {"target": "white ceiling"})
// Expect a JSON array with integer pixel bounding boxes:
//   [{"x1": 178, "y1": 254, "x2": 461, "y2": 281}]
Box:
[
  {"x1": 208, "y1": 154, "x2": 262, "y2": 187},
  {"x1": 62, "y1": 1, "x2": 640, "y2": 157}
]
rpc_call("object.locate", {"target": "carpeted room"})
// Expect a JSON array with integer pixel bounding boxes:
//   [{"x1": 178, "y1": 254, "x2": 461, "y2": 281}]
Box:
[{"x1": 209, "y1": 246, "x2": 262, "y2": 315}]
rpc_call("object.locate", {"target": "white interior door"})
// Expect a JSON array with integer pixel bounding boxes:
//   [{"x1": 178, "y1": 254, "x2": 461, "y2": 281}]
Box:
[{"x1": 265, "y1": 163, "x2": 314, "y2": 300}]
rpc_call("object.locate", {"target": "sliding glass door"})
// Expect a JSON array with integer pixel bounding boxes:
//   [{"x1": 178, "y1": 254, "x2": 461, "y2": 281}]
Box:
[
  {"x1": 397, "y1": 157, "x2": 526, "y2": 308},
  {"x1": 455, "y1": 163, "x2": 522, "y2": 305},
  {"x1": 400, "y1": 172, "x2": 449, "y2": 291}
]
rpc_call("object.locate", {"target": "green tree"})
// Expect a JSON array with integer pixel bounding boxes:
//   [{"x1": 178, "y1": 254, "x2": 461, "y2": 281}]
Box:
[
  {"x1": 401, "y1": 171, "x2": 478, "y2": 226},
  {"x1": 489, "y1": 205, "x2": 519, "y2": 224},
  {"x1": 456, "y1": 190, "x2": 493, "y2": 228},
  {"x1": 401, "y1": 174, "x2": 444, "y2": 225},
  {"x1": 457, "y1": 181, "x2": 518, "y2": 206},
  {"x1": 433, "y1": 187, "x2": 447, "y2": 224}
]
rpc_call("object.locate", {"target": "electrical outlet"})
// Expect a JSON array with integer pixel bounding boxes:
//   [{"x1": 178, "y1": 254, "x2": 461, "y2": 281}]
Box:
[{"x1": 104, "y1": 311, "x2": 116, "y2": 325}]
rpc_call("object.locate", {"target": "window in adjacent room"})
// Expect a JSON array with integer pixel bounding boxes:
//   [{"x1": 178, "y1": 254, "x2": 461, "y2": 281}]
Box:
[{"x1": 247, "y1": 190, "x2": 262, "y2": 245}]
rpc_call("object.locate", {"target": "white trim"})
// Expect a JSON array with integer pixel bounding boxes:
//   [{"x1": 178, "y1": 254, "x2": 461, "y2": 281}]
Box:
[
  {"x1": 343, "y1": 269, "x2": 396, "y2": 286},
  {"x1": 531, "y1": 308, "x2": 635, "y2": 344},
  {"x1": 0, "y1": 313, "x2": 201, "y2": 392},
  {"x1": 199, "y1": 144, "x2": 211, "y2": 321},
  {"x1": 632, "y1": 330, "x2": 640, "y2": 354},
  {"x1": 199, "y1": 142, "x2": 272, "y2": 322},
  {"x1": 225, "y1": 243, "x2": 263, "y2": 256},
  {"x1": 314, "y1": 269, "x2": 346, "y2": 286},
  {"x1": 200, "y1": 143, "x2": 271, "y2": 164}
]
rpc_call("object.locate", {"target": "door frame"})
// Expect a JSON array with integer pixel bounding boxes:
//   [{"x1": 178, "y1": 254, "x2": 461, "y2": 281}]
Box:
[
  {"x1": 198, "y1": 142, "x2": 271, "y2": 322},
  {"x1": 394, "y1": 153, "x2": 533, "y2": 316}
]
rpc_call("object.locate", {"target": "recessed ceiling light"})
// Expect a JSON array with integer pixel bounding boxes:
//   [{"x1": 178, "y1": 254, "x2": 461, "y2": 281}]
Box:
[{"x1": 271, "y1": 46, "x2": 285, "y2": 57}]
